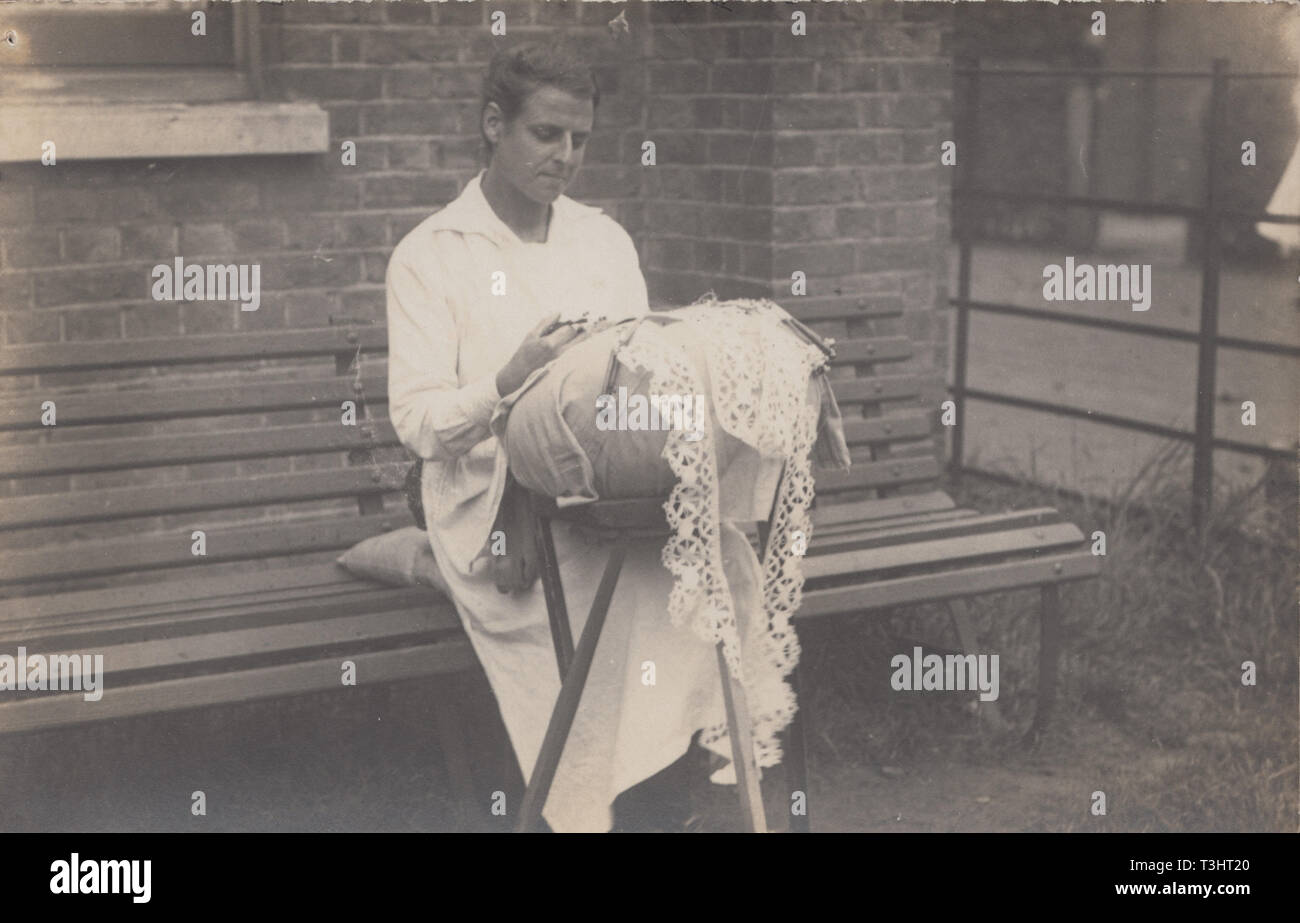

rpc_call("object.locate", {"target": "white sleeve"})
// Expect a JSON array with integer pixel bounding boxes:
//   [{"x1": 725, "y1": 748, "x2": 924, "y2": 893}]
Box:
[{"x1": 386, "y1": 246, "x2": 501, "y2": 461}]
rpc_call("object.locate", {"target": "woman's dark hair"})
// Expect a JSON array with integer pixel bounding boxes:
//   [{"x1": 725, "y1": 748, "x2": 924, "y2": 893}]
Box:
[{"x1": 479, "y1": 41, "x2": 601, "y2": 162}]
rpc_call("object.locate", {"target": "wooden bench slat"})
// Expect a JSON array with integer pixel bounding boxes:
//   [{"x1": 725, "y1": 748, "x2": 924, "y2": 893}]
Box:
[
  {"x1": 0, "y1": 562, "x2": 360, "y2": 622},
  {"x1": 743, "y1": 508, "x2": 977, "y2": 554},
  {"x1": 6, "y1": 581, "x2": 445, "y2": 649},
  {"x1": 0, "y1": 420, "x2": 402, "y2": 479},
  {"x1": 37, "y1": 607, "x2": 459, "y2": 678},
  {"x1": 829, "y1": 336, "x2": 912, "y2": 365},
  {"x1": 812, "y1": 509, "x2": 979, "y2": 541},
  {"x1": 815, "y1": 455, "x2": 941, "y2": 493},
  {"x1": 742, "y1": 492, "x2": 966, "y2": 548},
  {"x1": 798, "y1": 551, "x2": 1102, "y2": 618},
  {"x1": 841, "y1": 414, "x2": 932, "y2": 446},
  {"x1": 0, "y1": 327, "x2": 388, "y2": 376},
  {"x1": 0, "y1": 641, "x2": 476, "y2": 735},
  {"x1": 1, "y1": 468, "x2": 399, "y2": 531},
  {"x1": 827, "y1": 375, "x2": 928, "y2": 405},
  {"x1": 2, "y1": 373, "x2": 925, "y2": 442},
  {"x1": 785, "y1": 297, "x2": 904, "y2": 323},
  {"x1": 0, "y1": 376, "x2": 388, "y2": 430},
  {"x1": 809, "y1": 508, "x2": 1066, "y2": 553},
  {"x1": 810, "y1": 490, "x2": 957, "y2": 525},
  {"x1": 0, "y1": 515, "x2": 406, "y2": 586},
  {"x1": 802, "y1": 522, "x2": 1087, "y2": 581}
]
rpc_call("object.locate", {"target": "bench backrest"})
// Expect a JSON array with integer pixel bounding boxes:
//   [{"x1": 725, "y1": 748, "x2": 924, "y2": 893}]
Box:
[
  {"x1": 788, "y1": 295, "x2": 943, "y2": 502},
  {"x1": 0, "y1": 297, "x2": 943, "y2": 598},
  {"x1": 0, "y1": 325, "x2": 408, "y2": 598}
]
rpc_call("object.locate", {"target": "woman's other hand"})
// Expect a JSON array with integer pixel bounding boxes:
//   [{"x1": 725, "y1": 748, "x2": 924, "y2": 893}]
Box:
[{"x1": 495, "y1": 312, "x2": 593, "y2": 396}]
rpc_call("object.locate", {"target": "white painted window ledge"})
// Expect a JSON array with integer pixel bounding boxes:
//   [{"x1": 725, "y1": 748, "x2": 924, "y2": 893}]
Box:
[{"x1": 0, "y1": 102, "x2": 330, "y2": 162}]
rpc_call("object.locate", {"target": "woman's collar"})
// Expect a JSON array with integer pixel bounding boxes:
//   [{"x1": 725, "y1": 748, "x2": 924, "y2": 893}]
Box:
[{"x1": 423, "y1": 169, "x2": 605, "y2": 247}]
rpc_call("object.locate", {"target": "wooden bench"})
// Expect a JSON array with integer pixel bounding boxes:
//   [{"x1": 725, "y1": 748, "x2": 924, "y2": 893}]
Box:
[
  {"x1": 0, "y1": 325, "x2": 481, "y2": 826},
  {"x1": 0, "y1": 303, "x2": 1099, "y2": 833}
]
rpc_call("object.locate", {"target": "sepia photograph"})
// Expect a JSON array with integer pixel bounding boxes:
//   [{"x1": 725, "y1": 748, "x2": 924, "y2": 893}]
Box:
[{"x1": 0, "y1": 0, "x2": 1295, "y2": 863}]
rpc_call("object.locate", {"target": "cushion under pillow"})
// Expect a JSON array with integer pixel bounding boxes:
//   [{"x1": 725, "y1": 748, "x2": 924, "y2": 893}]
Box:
[{"x1": 336, "y1": 526, "x2": 449, "y2": 595}]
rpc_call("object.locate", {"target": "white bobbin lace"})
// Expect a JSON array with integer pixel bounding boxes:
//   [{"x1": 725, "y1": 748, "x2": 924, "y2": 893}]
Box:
[{"x1": 613, "y1": 295, "x2": 829, "y2": 771}]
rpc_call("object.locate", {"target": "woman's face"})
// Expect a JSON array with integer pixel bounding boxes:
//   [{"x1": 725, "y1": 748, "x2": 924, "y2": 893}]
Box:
[{"x1": 484, "y1": 84, "x2": 594, "y2": 204}]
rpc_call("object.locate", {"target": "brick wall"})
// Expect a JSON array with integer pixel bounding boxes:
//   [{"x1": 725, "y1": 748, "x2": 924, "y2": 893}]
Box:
[
  {"x1": 638, "y1": 0, "x2": 953, "y2": 395},
  {"x1": 639, "y1": 0, "x2": 775, "y2": 304}
]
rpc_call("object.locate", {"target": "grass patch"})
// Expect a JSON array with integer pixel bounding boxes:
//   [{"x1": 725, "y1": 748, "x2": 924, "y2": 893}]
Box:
[{"x1": 798, "y1": 437, "x2": 1298, "y2": 831}]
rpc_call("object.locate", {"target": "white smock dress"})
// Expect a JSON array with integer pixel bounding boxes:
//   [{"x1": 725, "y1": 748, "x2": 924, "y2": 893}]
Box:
[{"x1": 386, "y1": 170, "x2": 748, "y2": 832}]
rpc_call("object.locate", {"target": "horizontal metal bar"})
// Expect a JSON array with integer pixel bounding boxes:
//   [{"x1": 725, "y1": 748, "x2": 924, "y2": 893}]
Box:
[
  {"x1": 948, "y1": 299, "x2": 1300, "y2": 357},
  {"x1": 954, "y1": 67, "x2": 1298, "y2": 80},
  {"x1": 956, "y1": 190, "x2": 1300, "y2": 225},
  {"x1": 949, "y1": 387, "x2": 1296, "y2": 459},
  {"x1": 952, "y1": 387, "x2": 1194, "y2": 441},
  {"x1": 1216, "y1": 333, "x2": 1300, "y2": 358},
  {"x1": 950, "y1": 298, "x2": 1198, "y2": 342},
  {"x1": 949, "y1": 298, "x2": 1300, "y2": 358}
]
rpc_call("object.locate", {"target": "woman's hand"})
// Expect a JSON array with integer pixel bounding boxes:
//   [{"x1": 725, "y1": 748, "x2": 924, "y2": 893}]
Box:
[{"x1": 495, "y1": 312, "x2": 595, "y2": 397}]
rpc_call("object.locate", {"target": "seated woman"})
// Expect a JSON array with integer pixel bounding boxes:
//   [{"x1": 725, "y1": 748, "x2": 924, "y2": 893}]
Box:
[{"x1": 386, "y1": 41, "x2": 732, "y2": 832}]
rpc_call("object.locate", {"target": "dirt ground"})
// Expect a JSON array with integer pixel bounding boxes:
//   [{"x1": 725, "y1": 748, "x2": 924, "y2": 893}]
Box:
[{"x1": 3, "y1": 641, "x2": 1291, "y2": 834}]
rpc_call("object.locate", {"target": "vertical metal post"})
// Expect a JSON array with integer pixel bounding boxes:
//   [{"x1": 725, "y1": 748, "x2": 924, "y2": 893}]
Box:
[
  {"x1": 1024, "y1": 584, "x2": 1061, "y2": 749},
  {"x1": 1192, "y1": 59, "x2": 1228, "y2": 533},
  {"x1": 950, "y1": 57, "x2": 979, "y2": 479},
  {"x1": 232, "y1": 0, "x2": 264, "y2": 99},
  {"x1": 530, "y1": 493, "x2": 574, "y2": 678},
  {"x1": 953, "y1": 240, "x2": 972, "y2": 479}
]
